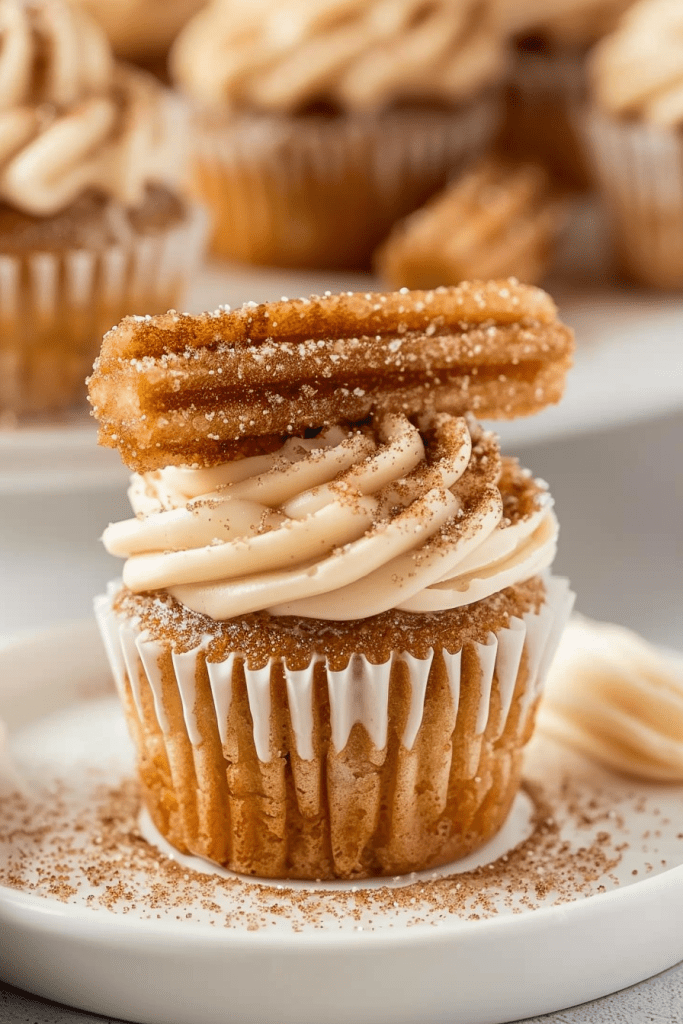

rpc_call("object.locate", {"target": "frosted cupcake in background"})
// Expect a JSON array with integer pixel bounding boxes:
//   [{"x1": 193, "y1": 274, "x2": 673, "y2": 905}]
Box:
[
  {"x1": 493, "y1": 0, "x2": 633, "y2": 191},
  {"x1": 0, "y1": 0, "x2": 206, "y2": 418},
  {"x1": 90, "y1": 280, "x2": 575, "y2": 880},
  {"x1": 170, "y1": 0, "x2": 508, "y2": 270},
  {"x1": 73, "y1": 0, "x2": 206, "y2": 76},
  {"x1": 582, "y1": 0, "x2": 683, "y2": 288}
]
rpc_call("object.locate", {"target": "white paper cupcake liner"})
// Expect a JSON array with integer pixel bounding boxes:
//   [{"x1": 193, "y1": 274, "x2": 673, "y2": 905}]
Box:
[
  {"x1": 0, "y1": 203, "x2": 207, "y2": 415},
  {"x1": 95, "y1": 575, "x2": 574, "y2": 765},
  {"x1": 190, "y1": 92, "x2": 502, "y2": 268},
  {"x1": 580, "y1": 106, "x2": 683, "y2": 288},
  {"x1": 95, "y1": 575, "x2": 574, "y2": 878}
]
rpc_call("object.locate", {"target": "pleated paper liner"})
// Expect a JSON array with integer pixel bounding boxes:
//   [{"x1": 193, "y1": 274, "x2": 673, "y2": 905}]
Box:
[
  {"x1": 0, "y1": 204, "x2": 207, "y2": 416},
  {"x1": 189, "y1": 91, "x2": 501, "y2": 270},
  {"x1": 95, "y1": 575, "x2": 574, "y2": 881},
  {"x1": 581, "y1": 106, "x2": 683, "y2": 289}
]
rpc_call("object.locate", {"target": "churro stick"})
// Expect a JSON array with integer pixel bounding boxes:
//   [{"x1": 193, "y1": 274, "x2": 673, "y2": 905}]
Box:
[
  {"x1": 88, "y1": 280, "x2": 573, "y2": 471},
  {"x1": 375, "y1": 161, "x2": 567, "y2": 290}
]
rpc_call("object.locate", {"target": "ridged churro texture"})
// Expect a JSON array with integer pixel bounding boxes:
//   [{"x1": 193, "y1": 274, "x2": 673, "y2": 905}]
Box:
[
  {"x1": 375, "y1": 161, "x2": 567, "y2": 289},
  {"x1": 88, "y1": 280, "x2": 574, "y2": 471}
]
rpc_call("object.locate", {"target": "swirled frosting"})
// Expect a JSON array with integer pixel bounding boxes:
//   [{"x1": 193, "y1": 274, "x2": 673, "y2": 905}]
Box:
[
  {"x1": 171, "y1": 0, "x2": 507, "y2": 112},
  {"x1": 590, "y1": 0, "x2": 683, "y2": 127},
  {"x1": 0, "y1": 0, "x2": 183, "y2": 216},
  {"x1": 103, "y1": 412, "x2": 558, "y2": 621},
  {"x1": 539, "y1": 616, "x2": 683, "y2": 782}
]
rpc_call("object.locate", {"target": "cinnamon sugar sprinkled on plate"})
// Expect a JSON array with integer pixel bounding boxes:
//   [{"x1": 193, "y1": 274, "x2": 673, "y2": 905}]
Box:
[{"x1": 3, "y1": 730, "x2": 679, "y2": 932}]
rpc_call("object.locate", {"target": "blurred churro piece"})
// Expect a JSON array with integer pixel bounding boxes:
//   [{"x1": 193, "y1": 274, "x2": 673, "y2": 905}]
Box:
[{"x1": 376, "y1": 161, "x2": 567, "y2": 290}]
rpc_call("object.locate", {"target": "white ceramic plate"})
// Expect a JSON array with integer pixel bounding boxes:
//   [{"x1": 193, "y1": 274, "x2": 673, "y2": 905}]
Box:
[
  {"x1": 2, "y1": 239, "x2": 683, "y2": 494},
  {"x1": 1, "y1": 621, "x2": 683, "y2": 1024}
]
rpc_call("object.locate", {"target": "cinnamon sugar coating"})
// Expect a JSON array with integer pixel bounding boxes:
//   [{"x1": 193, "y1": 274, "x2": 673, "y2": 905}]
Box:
[
  {"x1": 375, "y1": 161, "x2": 567, "y2": 290},
  {"x1": 114, "y1": 576, "x2": 545, "y2": 671},
  {"x1": 88, "y1": 281, "x2": 574, "y2": 471}
]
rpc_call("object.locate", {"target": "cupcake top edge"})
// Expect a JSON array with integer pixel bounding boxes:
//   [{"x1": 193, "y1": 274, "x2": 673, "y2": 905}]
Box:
[
  {"x1": 170, "y1": 0, "x2": 507, "y2": 113},
  {"x1": 589, "y1": 0, "x2": 683, "y2": 127},
  {"x1": 0, "y1": 0, "x2": 185, "y2": 217},
  {"x1": 87, "y1": 280, "x2": 574, "y2": 473}
]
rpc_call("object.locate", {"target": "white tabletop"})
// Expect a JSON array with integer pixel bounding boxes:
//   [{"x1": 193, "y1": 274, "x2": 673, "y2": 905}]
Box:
[{"x1": 1, "y1": 409, "x2": 682, "y2": 1023}]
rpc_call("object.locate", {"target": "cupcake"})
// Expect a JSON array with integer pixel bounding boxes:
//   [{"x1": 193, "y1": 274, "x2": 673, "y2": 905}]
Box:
[
  {"x1": 0, "y1": 0, "x2": 206, "y2": 417},
  {"x1": 375, "y1": 159, "x2": 567, "y2": 289},
  {"x1": 170, "y1": 0, "x2": 508, "y2": 270},
  {"x1": 493, "y1": 0, "x2": 632, "y2": 190},
  {"x1": 73, "y1": 0, "x2": 206, "y2": 75},
  {"x1": 582, "y1": 0, "x2": 683, "y2": 288},
  {"x1": 90, "y1": 281, "x2": 574, "y2": 880}
]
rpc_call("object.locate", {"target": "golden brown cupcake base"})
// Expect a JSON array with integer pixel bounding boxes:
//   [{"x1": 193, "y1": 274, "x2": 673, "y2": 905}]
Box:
[
  {"x1": 0, "y1": 193, "x2": 205, "y2": 416},
  {"x1": 102, "y1": 578, "x2": 552, "y2": 879},
  {"x1": 190, "y1": 97, "x2": 500, "y2": 270},
  {"x1": 88, "y1": 280, "x2": 574, "y2": 471}
]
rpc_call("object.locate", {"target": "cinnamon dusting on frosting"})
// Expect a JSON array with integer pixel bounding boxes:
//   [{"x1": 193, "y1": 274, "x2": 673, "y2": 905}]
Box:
[{"x1": 102, "y1": 418, "x2": 557, "y2": 621}]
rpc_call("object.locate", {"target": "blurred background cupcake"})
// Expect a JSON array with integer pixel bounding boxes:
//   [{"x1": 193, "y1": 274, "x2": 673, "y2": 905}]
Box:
[
  {"x1": 73, "y1": 0, "x2": 207, "y2": 78},
  {"x1": 493, "y1": 0, "x2": 633, "y2": 191},
  {"x1": 582, "y1": 0, "x2": 683, "y2": 289},
  {"x1": 0, "y1": 0, "x2": 206, "y2": 419},
  {"x1": 171, "y1": 0, "x2": 508, "y2": 270}
]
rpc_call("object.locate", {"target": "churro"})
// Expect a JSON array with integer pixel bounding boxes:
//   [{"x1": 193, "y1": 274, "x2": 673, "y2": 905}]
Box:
[
  {"x1": 88, "y1": 280, "x2": 573, "y2": 471},
  {"x1": 376, "y1": 161, "x2": 566, "y2": 290}
]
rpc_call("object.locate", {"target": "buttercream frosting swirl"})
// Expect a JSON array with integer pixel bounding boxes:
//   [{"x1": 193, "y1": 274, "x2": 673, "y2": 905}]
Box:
[
  {"x1": 103, "y1": 412, "x2": 558, "y2": 621},
  {"x1": 0, "y1": 0, "x2": 183, "y2": 216},
  {"x1": 590, "y1": 0, "x2": 683, "y2": 127},
  {"x1": 539, "y1": 616, "x2": 683, "y2": 782},
  {"x1": 171, "y1": 0, "x2": 506, "y2": 112}
]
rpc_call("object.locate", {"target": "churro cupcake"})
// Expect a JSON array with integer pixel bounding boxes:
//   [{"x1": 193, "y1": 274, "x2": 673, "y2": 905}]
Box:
[
  {"x1": 493, "y1": 0, "x2": 632, "y2": 190},
  {"x1": 90, "y1": 281, "x2": 574, "y2": 880},
  {"x1": 375, "y1": 160, "x2": 567, "y2": 289},
  {"x1": 582, "y1": 0, "x2": 683, "y2": 288},
  {"x1": 0, "y1": 0, "x2": 206, "y2": 417},
  {"x1": 170, "y1": 0, "x2": 507, "y2": 270}
]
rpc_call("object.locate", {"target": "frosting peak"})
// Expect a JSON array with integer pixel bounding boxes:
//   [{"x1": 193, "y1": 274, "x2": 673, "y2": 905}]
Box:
[
  {"x1": 103, "y1": 412, "x2": 558, "y2": 621},
  {"x1": 0, "y1": 0, "x2": 113, "y2": 110},
  {"x1": 171, "y1": 0, "x2": 506, "y2": 112},
  {"x1": 0, "y1": 0, "x2": 184, "y2": 215},
  {"x1": 591, "y1": 0, "x2": 683, "y2": 127}
]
